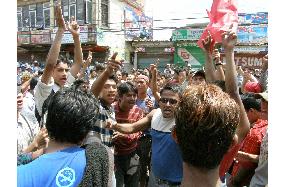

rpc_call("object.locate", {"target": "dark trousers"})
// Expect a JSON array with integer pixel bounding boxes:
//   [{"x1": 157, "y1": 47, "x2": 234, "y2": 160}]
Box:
[
  {"x1": 115, "y1": 151, "x2": 140, "y2": 187},
  {"x1": 136, "y1": 135, "x2": 152, "y2": 187}
]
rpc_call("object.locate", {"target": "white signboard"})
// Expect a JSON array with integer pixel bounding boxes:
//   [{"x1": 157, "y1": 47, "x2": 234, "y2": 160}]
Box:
[{"x1": 51, "y1": 26, "x2": 89, "y2": 44}]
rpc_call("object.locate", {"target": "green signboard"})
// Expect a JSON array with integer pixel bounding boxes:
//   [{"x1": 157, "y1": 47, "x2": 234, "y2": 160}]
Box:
[
  {"x1": 174, "y1": 42, "x2": 205, "y2": 69},
  {"x1": 172, "y1": 29, "x2": 204, "y2": 41}
]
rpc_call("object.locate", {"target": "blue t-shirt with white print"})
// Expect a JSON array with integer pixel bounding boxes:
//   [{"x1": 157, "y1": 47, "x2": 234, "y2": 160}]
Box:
[{"x1": 17, "y1": 146, "x2": 86, "y2": 187}]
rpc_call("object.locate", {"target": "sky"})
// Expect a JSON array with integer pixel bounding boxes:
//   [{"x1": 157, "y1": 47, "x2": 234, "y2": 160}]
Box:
[{"x1": 144, "y1": 0, "x2": 269, "y2": 40}]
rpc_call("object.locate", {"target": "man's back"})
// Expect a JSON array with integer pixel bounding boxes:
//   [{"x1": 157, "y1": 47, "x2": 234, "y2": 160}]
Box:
[{"x1": 17, "y1": 146, "x2": 86, "y2": 187}]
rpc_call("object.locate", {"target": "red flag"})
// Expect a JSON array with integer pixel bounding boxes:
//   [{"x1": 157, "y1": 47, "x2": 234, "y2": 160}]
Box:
[{"x1": 197, "y1": 0, "x2": 238, "y2": 50}]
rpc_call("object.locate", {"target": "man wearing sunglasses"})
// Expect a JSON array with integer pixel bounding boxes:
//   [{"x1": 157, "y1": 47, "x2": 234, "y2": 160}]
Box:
[{"x1": 107, "y1": 83, "x2": 183, "y2": 186}]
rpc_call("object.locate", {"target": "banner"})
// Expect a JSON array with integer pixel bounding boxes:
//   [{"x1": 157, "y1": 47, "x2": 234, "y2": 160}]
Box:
[
  {"x1": 124, "y1": 6, "x2": 153, "y2": 41},
  {"x1": 238, "y1": 12, "x2": 268, "y2": 24},
  {"x1": 237, "y1": 25, "x2": 267, "y2": 43}
]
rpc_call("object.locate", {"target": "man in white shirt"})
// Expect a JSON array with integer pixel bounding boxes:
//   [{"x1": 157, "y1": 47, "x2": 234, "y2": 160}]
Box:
[{"x1": 35, "y1": 8, "x2": 83, "y2": 120}]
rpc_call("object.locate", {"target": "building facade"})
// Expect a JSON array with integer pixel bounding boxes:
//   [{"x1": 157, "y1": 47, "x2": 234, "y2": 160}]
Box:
[{"x1": 17, "y1": 0, "x2": 153, "y2": 71}]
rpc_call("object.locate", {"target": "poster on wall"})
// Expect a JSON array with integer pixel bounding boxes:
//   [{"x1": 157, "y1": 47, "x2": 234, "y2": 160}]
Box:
[
  {"x1": 124, "y1": 6, "x2": 153, "y2": 41},
  {"x1": 238, "y1": 12, "x2": 268, "y2": 24},
  {"x1": 237, "y1": 25, "x2": 267, "y2": 43},
  {"x1": 97, "y1": 28, "x2": 125, "y2": 60}
]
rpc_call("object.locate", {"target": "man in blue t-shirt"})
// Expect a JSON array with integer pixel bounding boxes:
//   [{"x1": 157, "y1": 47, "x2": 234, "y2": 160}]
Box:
[
  {"x1": 109, "y1": 83, "x2": 183, "y2": 186},
  {"x1": 17, "y1": 86, "x2": 99, "y2": 186}
]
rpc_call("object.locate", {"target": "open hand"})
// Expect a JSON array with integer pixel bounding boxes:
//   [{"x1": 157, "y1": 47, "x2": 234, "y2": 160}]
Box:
[
  {"x1": 202, "y1": 30, "x2": 214, "y2": 53},
  {"x1": 67, "y1": 16, "x2": 80, "y2": 37},
  {"x1": 222, "y1": 26, "x2": 237, "y2": 51},
  {"x1": 55, "y1": 1, "x2": 66, "y2": 31}
]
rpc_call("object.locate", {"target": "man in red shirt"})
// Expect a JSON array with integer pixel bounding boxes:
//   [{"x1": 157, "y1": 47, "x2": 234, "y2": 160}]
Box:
[
  {"x1": 229, "y1": 91, "x2": 268, "y2": 186},
  {"x1": 112, "y1": 82, "x2": 144, "y2": 187}
]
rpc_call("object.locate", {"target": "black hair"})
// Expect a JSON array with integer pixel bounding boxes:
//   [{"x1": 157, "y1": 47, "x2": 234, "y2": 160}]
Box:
[
  {"x1": 109, "y1": 74, "x2": 118, "y2": 84},
  {"x1": 56, "y1": 59, "x2": 69, "y2": 67},
  {"x1": 117, "y1": 82, "x2": 138, "y2": 97},
  {"x1": 71, "y1": 79, "x2": 89, "y2": 92},
  {"x1": 46, "y1": 88, "x2": 99, "y2": 144},
  {"x1": 30, "y1": 77, "x2": 39, "y2": 90},
  {"x1": 122, "y1": 71, "x2": 128, "y2": 77},
  {"x1": 160, "y1": 83, "x2": 182, "y2": 98},
  {"x1": 241, "y1": 93, "x2": 261, "y2": 112}
]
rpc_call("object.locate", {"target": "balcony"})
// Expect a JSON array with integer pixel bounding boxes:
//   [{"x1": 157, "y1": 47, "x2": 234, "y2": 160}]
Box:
[{"x1": 17, "y1": 25, "x2": 97, "y2": 45}]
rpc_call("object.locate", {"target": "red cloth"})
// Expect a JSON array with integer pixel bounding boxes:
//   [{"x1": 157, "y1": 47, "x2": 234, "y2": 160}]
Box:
[
  {"x1": 197, "y1": 0, "x2": 239, "y2": 51},
  {"x1": 219, "y1": 142, "x2": 242, "y2": 177},
  {"x1": 113, "y1": 102, "x2": 144, "y2": 155},
  {"x1": 231, "y1": 119, "x2": 268, "y2": 176},
  {"x1": 244, "y1": 82, "x2": 262, "y2": 93}
]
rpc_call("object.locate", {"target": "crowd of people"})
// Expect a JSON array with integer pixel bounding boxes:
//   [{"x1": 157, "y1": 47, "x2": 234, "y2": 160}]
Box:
[{"x1": 17, "y1": 2, "x2": 268, "y2": 187}]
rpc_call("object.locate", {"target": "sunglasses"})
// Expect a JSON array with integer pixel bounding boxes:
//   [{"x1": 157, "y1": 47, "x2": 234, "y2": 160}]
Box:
[{"x1": 159, "y1": 98, "x2": 178, "y2": 105}]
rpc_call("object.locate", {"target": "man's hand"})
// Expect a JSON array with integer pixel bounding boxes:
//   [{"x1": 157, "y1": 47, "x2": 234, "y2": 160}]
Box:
[
  {"x1": 212, "y1": 49, "x2": 221, "y2": 64},
  {"x1": 202, "y1": 30, "x2": 214, "y2": 54},
  {"x1": 67, "y1": 16, "x2": 80, "y2": 37},
  {"x1": 105, "y1": 52, "x2": 121, "y2": 74},
  {"x1": 55, "y1": 1, "x2": 66, "y2": 31},
  {"x1": 146, "y1": 98, "x2": 154, "y2": 111},
  {"x1": 83, "y1": 51, "x2": 92, "y2": 68},
  {"x1": 222, "y1": 29, "x2": 237, "y2": 51},
  {"x1": 32, "y1": 128, "x2": 49, "y2": 150},
  {"x1": 112, "y1": 131, "x2": 128, "y2": 141}
]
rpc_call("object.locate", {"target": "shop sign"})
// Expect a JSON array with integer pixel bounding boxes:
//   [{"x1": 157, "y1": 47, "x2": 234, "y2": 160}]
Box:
[
  {"x1": 172, "y1": 29, "x2": 204, "y2": 41},
  {"x1": 17, "y1": 31, "x2": 30, "y2": 44},
  {"x1": 220, "y1": 54, "x2": 266, "y2": 69},
  {"x1": 31, "y1": 30, "x2": 51, "y2": 44},
  {"x1": 51, "y1": 26, "x2": 89, "y2": 44}
]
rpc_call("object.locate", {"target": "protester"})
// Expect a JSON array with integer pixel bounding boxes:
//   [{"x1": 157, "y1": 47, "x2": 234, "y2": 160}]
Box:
[
  {"x1": 34, "y1": 5, "x2": 83, "y2": 125},
  {"x1": 113, "y1": 82, "x2": 144, "y2": 187},
  {"x1": 108, "y1": 83, "x2": 183, "y2": 187},
  {"x1": 17, "y1": 87, "x2": 113, "y2": 186}
]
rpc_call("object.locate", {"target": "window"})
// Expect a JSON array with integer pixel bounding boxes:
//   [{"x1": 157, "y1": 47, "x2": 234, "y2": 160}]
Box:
[
  {"x1": 101, "y1": 0, "x2": 109, "y2": 27},
  {"x1": 85, "y1": 0, "x2": 92, "y2": 24},
  {"x1": 17, "y1": 7, "x2": 23, "y2": 31},
  {"x1": 17, "y1": 13, "x2": 23, "y2": 31},
  {"x1": 29, "y1": 10, "x2": 36, "y2": 28},
  {"x1": 69, "y1": 4, "x2": 76, "y2": 19},
  {"x1": 68, "y1": 0, "x2": 76, "y2": 20},
  {"x1": 43, "y1": 9, "x2": 50, "y2": 28},
  {"x1": 43, "y1": 2, "x2": 50, "y2": 28},
  {"x1": 29, "y1": 4, "x2": 36, "y2": 28}
]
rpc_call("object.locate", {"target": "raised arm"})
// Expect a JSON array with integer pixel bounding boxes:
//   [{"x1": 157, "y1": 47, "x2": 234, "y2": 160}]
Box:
[
  {"x1": 68, "y1": 16, "x2": 84, "y2": 77},
  {"x1": 78, "y1": 51, "x2": 92, "y2": 79},
  {"x1": 222, "y1": 31, "x2": 250, "y2": 143},
  {"x1": 110, "y1": 109, "x2": 156, "y2": 134},
  {"x1": 202, "y1": 32, "x2": 218, "y2": 82},
  {"x1": 150, "y1": 63, "x2": 161, "y2": 101},
  {"x1": 91, "y1": 52, "x2": 121, "y2": 97},
  {"x1": 213, "y1": 49, "x2": 225, "y2": 81},
  {"x1": 41, "y1": 2, "x2": 66, "y2": 84}
]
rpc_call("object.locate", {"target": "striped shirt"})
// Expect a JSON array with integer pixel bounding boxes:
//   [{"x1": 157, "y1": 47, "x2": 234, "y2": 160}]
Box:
[
  {"x1": 85, "y1": 99, "x2": 116, "y2": 148},
  {"x1": 113, "y1": 102, "x2": 143, "y2": 155}
]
